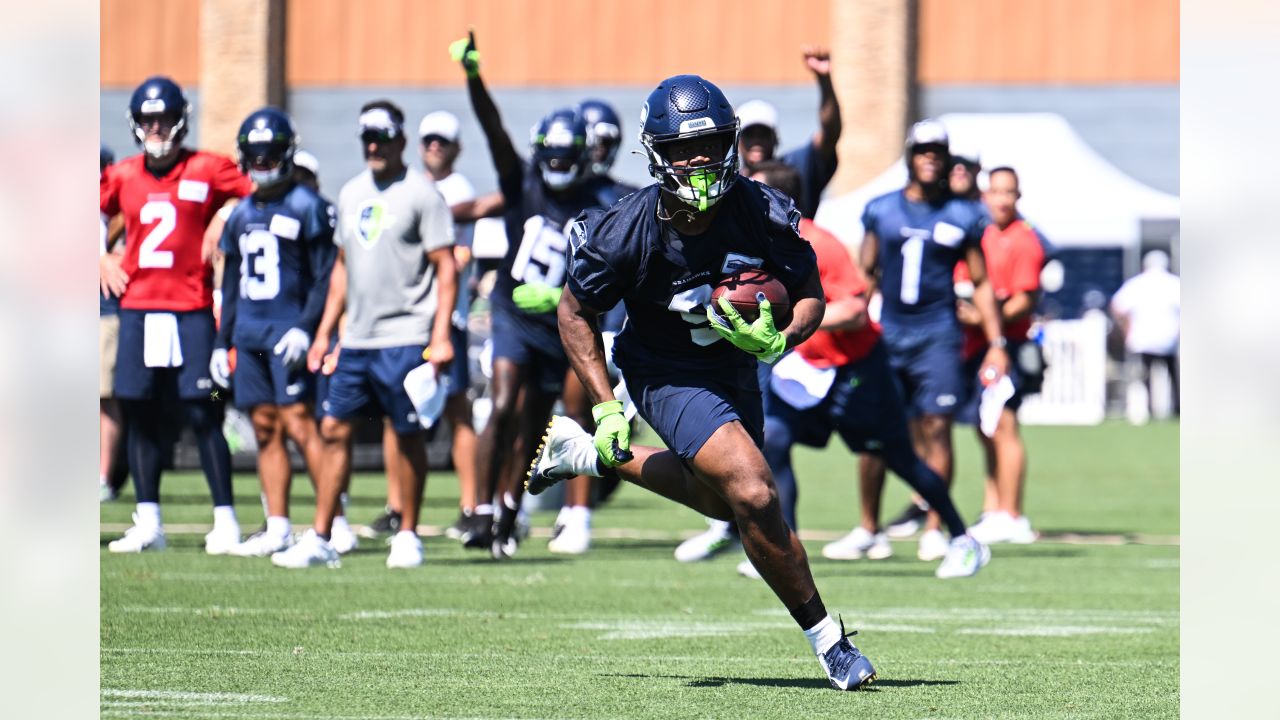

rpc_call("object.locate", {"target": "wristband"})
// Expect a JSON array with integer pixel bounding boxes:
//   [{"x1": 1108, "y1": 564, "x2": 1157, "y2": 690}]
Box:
[{"x1": 592, "y1": 400, "x2": 624, "y2": 423}]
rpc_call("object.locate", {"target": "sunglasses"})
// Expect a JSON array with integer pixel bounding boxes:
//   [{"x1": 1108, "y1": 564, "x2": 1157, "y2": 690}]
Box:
[
  {"x1": 421, "y1": 134, "x2": 454, "y2": 147},
  {"x1": 360, "y1": 129, "x2": 398, "y2": 145}
]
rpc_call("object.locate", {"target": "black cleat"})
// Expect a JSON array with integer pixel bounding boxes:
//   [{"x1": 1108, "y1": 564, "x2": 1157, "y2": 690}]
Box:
[
  {"x1": 885, "y1": 500, "x2": 929, "y2": 539},
  {"x1": 460, "y1": 511, "x2": 493, "y2": 550},
  {"x1": 359, "y1": 508, "x2": 402, "y2": 539}
]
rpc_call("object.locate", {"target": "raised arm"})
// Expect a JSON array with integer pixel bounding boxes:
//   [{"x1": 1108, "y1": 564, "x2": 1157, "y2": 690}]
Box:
[
  {"x1": 452, "y1": 31, "x2": 521, "y2": 182},
  {"x1": 803, "y1": 46, "x2": 842, "y2": 158}
]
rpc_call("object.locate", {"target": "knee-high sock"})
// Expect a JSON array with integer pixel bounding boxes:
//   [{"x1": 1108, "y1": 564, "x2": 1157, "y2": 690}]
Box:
[
  {"x1": 123, "y1": 399, "x2": 164, "y2": 504},
  {"x1": 183, "y1": 399, "x2": 234, "y2": 507},
  {"x1": 883, "y1": 442, "x2": 967, "y2": 537},
  {"x1": 762, "y1": 416, "x2": 798, "y2": 532}
]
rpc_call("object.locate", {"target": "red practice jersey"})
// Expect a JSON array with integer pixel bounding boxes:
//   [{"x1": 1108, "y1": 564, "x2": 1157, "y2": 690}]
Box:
[
  {"x1": 795, "y1": 219, "x2": 881, "y2": 369},
  {"x1": 954, "y1": 219, "x2": 1046, "y2": 358},
  {"x1": 101, "y1": 149, "x2": 252, "y2": 311}
]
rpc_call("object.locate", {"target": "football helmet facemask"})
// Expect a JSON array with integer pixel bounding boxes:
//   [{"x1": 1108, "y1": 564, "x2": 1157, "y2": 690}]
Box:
[
  {"x1": 237, "y1": 107, "x2": 299, "y2": 190},
  {"x1": 578, "y1": 99, "x2": 623, "y2": 177},
  {"x1": 638, "y1": 74, "x2": 740, "y2": 212},
  {"x1": 127, "y1": 76, "x2": 191, "y2": 160},
  {"x1": 530, "y1": 108, "x2": 589, "y2": 191}
]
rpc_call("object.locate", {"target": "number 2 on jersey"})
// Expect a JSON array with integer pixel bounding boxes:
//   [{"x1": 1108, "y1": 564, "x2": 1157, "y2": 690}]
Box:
[
  {"x1": 239, "y1": 229, "x2": 281, "y2": 300},
  {"x1": 138, "y1": 200, "x2": 176, "y2": 268}
]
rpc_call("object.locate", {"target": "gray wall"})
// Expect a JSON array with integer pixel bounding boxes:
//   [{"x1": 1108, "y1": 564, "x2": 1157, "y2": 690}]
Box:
[{"x1": 922, "y1": 84, "x2": 1179, "y2": 195}]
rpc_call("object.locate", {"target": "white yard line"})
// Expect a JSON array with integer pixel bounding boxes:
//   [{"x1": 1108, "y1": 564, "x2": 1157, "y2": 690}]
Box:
[{"x1": 101, "y1": 689, "x2": 287, "y2": 704}]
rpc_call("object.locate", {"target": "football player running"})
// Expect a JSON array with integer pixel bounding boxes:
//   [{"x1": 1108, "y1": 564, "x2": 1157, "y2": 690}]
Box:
[
  {"x1": 531, "y1": 75, "x2": 877, "y2": 691},
  {"x1": 451, "y1": 32, "x2": 631, "y2": 558},
  {"x1": 211, "y1": 108, "x2": 338, "y2": 558},
  {"x1": 101, "y1": 76, "x2": 252, "y2": 554},
  {"x1": 859, "y1": 120, "x2": 1009, "y2": 562}
]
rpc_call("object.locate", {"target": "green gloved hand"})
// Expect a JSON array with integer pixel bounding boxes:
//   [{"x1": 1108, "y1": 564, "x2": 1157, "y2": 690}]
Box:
[
  {"x1": 448, "y1": 30, "x2": 481, "y2": 78},
  {"x1": 707, "y1": 293, "x2": 788, "y2": 364},
  {"x1": 592, "y1": 400, "x2": 632, "y2": 468},
  {"x1": 512, "y1": 283, "x2": 562, "y2": 314}
]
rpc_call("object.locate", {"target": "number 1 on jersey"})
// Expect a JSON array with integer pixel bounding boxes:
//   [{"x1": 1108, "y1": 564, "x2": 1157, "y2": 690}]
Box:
[{"x1": 899, "y1": 235, "x2": 924, "y2": 305}]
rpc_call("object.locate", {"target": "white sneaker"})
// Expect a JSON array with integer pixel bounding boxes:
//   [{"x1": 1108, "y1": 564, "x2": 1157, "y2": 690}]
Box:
[
  {"x1": 527, "y1": 416, "x2": 601, "y2": 495},
  {"x1": 969, "y1": 512, "x2": 1037, "y2": 545},
  {"x1": 271, "y1": 529, "x2": 340, "y2": 569},
  {"x1": 329, "y1": 519, "x2": 359, "y2": 555},
  {"x1": 99, "y1": 483, "x2": 119, "y2": 503},
  {"x1": 674, "y1": 519, "x2": 741, "y2": 562},
  {"x1": 204, "y1": 526, "x2": 241, "y2": 555},
  {"x1": 917, "y1": 529, "x2": 948, "y2": 561},
  {"x1": 935, "y1": 534, "x2": 991, "y2": 579},
  {"x1": 386, "y1": 532, "x2": 424, "y2": 568},
  {"x1": 229, "y1": 531, "x2": 293, "y2": 557},
  {"x1": 821, "y1": 527, "x2": 893, "y2": 561},
  {"x1": 547, "y1": 521, "x2": 590, "y2": 555},
  {"x1": 736, "y1": 558, "x2": 762, "y2": 580},
  {"x1": 107, "y1": 517, "x2": 166, "y2": 553}
]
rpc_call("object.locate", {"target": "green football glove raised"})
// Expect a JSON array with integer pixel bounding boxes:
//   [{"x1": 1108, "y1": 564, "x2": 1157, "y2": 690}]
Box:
[
  {"x1": 592, "y1": 400, "x2": 632, "y2": 468},
  {"x1": 707, "y1": 294, "x2": 788, "y2": 364},
  {"x1": 511, "y1": 282, "x2": 562, "y2": 314},
  {"x1": 448, "y1": 31, "x2": 481, "y2": 78}
]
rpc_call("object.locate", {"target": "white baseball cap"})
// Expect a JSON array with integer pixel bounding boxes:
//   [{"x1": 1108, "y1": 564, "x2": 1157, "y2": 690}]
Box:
[
  {"x1": 418, "y1": 110, "x2": 460, "y2": 142},
  {"x1": 905, "y1": 119, "x2": 950, "y2": 151},
  {"x1": 293, "y1": 149, "x2": 319, "y2": 175},
  {"x1": 736, "y1": 100, "x2": 779, "y2": 132}
]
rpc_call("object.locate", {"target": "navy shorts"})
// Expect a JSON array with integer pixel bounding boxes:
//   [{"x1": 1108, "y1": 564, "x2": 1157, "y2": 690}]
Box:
[
  {"x1": 765, "y1": 341, "x2": 912, "y2": 454},
  {"x1": 322, "y1": 344, "x2": 426, "y2": 434},
  {"x1": 490, "y1": 304, "x2": 568, "y2": 395},
  {"x1": 623, "y1": 361, "x2": 764, "y2": 462},
  {"x1": 880, "y1": 321, "x2": 964, "y2": 418},
  {"x1": 446, "y1": 324, "x2": 470, "y2": 398},
  {"x1": 114, "y1": 309, "x2": 217, "y2": 401},
  {"x1": 956, "y1": 342, "x2": 1027, "y2": 425},
  {"x1": 232, "y1": 347, "x2": 314, "y2": 409}
]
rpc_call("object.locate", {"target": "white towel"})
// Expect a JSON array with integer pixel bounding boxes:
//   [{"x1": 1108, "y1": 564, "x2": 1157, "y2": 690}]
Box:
[
  {"x1": 142, "y1": 313, "x2": 183, "y2": 368},
  {"x1": 979, "y1": 374, "x2": 1017, "y2": 438},
  {"x1": 769, "y1": 351, "x2": 836, "y2": 410},
  {"x1": 403, "y1": 363, "x2": 449, "y2": 429}
]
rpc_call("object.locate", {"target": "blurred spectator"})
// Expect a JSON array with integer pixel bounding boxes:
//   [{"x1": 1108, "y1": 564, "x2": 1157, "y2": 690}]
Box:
[
  {"x1": 956, "y1": 167, "x2": 1044, "y2": 544},
  {"x1": 292, "y1": 150, "x2": 320, "y2": 191},
  {"x1": 948, "y1": 143, "x2": 982, "y2": 202},
  {"x1": 99, "y1": 145, "x2": 128, "y2": 502},
  {"x1": 735, "y1": 47, "x2": 841, "y2": 220},
  {"x1": 1110, "y1": 250, "x2": 1180, "y2": 418}
]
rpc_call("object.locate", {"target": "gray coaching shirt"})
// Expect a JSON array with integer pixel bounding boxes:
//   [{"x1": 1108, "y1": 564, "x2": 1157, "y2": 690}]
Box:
[{"x1": 336, "y1": 168, "x2": 454, "y2": 349}]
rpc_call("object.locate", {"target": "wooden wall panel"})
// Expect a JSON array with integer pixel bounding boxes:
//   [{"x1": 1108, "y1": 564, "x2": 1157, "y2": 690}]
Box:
[
  {"x1": 919, "y1": 0, "x2": 1179, "y2": 84},
  {"x1": 101, "y1": 0, "x2": 201, "y2": 87},
  {"x1": 284, "y1": 0, "x2": 831, "y2": 87}
]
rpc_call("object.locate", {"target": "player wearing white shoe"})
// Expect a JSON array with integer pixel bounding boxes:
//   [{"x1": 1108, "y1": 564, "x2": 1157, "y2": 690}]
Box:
[
  {"x1": 101, "y1": 76, "x2": 252, "y2": 554},
  {"x1": 302, "y1": 100, "x2": 458, "y2": 570}
]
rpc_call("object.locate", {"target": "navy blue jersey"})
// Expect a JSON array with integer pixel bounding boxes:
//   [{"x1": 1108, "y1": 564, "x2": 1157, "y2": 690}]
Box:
[
  {"x1": 568, "y1": 179, "x2": 817, "y2": 374},
  {"x1": 494, "y1": 162, "x2": 632, "y2": 329},
  {"x1": 779, "y1": 143, "x2": 837, "y2": 220},
  {"x1": 862, "y1": 190, "x2": 987, "y2": 328},
  {"x1": 217, "y1": 183, "x2": 337, "y2": 351}
]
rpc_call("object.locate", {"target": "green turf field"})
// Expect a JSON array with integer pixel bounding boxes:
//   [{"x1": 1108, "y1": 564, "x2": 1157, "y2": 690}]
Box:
[{"x1": 101, "y1": 420, "x2": 1178, "y2": 719}]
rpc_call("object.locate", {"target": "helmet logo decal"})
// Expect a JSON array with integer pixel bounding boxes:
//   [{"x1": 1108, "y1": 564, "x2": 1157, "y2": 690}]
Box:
[
  {"x1": 678, "y1": 117, "x2": 713, "y2": 133},
  {"x1": 140, "y1": 99, "x2": 166, "y2": 114},
  {"x1": 246, "y1": 127, "x2": 274, "y2": 144},
  {"x1": 639, "y1": 102, "x2": 649, "y2": 127}
]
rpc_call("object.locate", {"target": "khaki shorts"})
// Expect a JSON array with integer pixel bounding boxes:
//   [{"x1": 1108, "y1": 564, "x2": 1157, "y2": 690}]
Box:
[{"x1": 100, "y1": 314, "x2": 119, "y2": 398}]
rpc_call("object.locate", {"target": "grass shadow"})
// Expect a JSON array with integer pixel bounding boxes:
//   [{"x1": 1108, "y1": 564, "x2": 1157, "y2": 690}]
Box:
[{"x1": 601, "y1": 673, "x2": 959, "y2": 690}]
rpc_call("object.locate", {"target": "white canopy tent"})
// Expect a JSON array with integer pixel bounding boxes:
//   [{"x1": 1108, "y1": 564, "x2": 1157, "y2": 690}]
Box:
[{"x1": 813, "y1": 113, "x2": 1179, "y2": 250}]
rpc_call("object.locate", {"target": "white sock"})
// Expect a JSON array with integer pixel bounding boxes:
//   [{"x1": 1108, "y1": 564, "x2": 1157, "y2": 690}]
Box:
[
  {"x1": 266, "y1": 515, "x2": 291, "y2": 538},
  {"x1": 340, "y1": 492, "x2": 349, "y2": 512},
  {"x1": 395, "y1": 529, "x2": 418, "y2": 543},
  {"x1": 803, "y1": 615, "x2": 843, "y2": 656},
  {"x1": 331, "y1": 514, "x2": 351, "y2": 535},
  {"x1": 213, "y1": 505, "x2": 239, "y2": 532},
  {"x1": 136, "y1": 502, "x2": 161, "y2": 530},
  {"x1": 474, "y1": 503, "x2": 493, "y2": 516},
  {"x1": 99, "y1": 474, "x2": 108, "y2": 487}
]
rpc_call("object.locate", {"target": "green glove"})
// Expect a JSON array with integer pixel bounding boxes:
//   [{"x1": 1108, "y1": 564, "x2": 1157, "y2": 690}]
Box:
[
  {"x1": 512, "y1": 283, "x2": 562, "y2": 314},
  {"x1": 707, "y1": 294, "x2": 788, "y2": 364},
  {"x1": 448, "y1": 31, "x2": 481, "y2": 78},
  {"x1": 592, "y1": 400, "x2": 632, "y2": 468}
]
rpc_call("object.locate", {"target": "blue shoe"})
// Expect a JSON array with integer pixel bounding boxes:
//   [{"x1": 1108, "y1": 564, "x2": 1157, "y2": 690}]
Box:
[{"x1": 818, "y1": 618, "x2": 877, "y2": 690}]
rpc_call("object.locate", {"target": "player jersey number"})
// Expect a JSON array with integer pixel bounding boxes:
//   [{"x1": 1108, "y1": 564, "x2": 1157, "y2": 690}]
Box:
[
  {"x1": 667, "y1": 284, "x2": 721, "y2": 347},
  {"x1": 899, "y1": 235, "x2": 924, "y2": 305},
  {"x1": 138, "y1": 200, "x2": 176, "y2": 269},
  {"x1": 239, "y1": 229, "x2": 281, "y2": 301},
  {"x1": 510, "y1": 216, "x2": 568, "y2": 288}
]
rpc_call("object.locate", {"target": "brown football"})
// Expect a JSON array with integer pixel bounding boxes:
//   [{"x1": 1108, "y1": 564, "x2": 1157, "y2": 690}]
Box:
[{"x1": 710, "y1": 269, "x2": 792, "y2": 328}]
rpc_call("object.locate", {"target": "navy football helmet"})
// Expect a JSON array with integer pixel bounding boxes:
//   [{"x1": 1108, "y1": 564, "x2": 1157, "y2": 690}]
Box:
[
  {"x1": 638, "y1": 75, "x2": 740, "y2": 212},
  {"x1": 578, "y1": 99, "x2": 622, "y2": 177},
  {"x1": 530, "y1": 108, "x2": 589, "y2": 191},
  {"x1": 127, "y1": 76, "x2": 191, "y2": 159},
  {"x1": 237, "y1": 107, "x2": 298, "y2": 189}
]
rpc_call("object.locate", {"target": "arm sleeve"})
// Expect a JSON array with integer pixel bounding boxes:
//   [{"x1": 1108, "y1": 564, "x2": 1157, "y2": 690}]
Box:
[
  {"x1": 419, "y1": 183, "x2": 455, "y2": 253},
  {"x1": 298, "y1": 200, "x2": 338, "y2": 335},
  {"x1": 566, "y1": 210, "x2": 627, "y2": 312},
  {"x1": 216, "y1": 230, "x2": 240, "y2": 349}
]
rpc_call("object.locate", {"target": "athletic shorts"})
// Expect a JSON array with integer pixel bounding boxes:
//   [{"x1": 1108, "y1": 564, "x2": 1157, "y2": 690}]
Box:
[
  {"x1": 956, "y1": 341, "x2": 1028, "y2": 425},
  {"x1": 879, "y1": 321, "x2": 964, "y2": 418},
  {"x1": 446, "y1": 324, "x2": 470, "y2": 398},
  {"x1": 232, "y1": 347, "x2": 314, "y2": 409},
  {"x1": 765, "y1": 340, "x2": 912, "y2": 454},
  {"x1": 100, "y1": 314, "x2": 119, "y2": 399},
  {"x1": 322, "y1": 344, "x2": 426, "y2": 434},
  {"x1": 114, "y1": 309, "x2": 217, "y2": 401},
  {"x1": 490, "y1": 304, "x2": 568, "y2": 395},
  {"x1": 623, "y1": 361, "x2": 764, "y2": 462}
]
